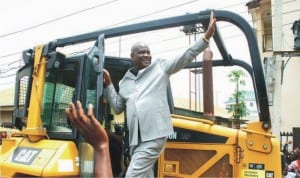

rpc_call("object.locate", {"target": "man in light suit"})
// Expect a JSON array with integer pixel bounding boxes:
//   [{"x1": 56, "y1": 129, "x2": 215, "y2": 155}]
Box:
[{"x1": 103, "y1": 11, "x2": 216, "y2": 178}]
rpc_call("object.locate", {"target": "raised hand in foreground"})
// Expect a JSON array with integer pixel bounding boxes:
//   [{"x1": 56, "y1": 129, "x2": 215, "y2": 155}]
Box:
[{"x1": 65, "y1": 101, "x2": 113, "y2": 178}]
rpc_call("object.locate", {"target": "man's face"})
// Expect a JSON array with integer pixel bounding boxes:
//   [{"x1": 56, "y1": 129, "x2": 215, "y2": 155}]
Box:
[{"x1": 131, "y1": 44, "x2": 151, "y2": 70}]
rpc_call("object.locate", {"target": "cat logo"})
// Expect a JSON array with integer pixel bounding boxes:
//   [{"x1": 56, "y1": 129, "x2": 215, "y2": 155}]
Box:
[{"x1": 12, "y1": 147, "x2": 41, "y2": 165}]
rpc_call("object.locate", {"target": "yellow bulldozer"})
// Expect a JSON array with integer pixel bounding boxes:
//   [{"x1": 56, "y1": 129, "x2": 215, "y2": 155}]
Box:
[{"x1": 0, "y1": 9, "x2": 281, "y2": 177}]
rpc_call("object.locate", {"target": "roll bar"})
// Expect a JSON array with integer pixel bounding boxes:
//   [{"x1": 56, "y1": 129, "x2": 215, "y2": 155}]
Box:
[{"x1": 53, "y1": 9, "x2": 270, "y2": 128}]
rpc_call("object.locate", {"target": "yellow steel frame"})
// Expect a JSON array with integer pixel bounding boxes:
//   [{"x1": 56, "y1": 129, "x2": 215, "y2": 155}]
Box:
[
  {"x1": 157, "y1": 114, "x2": 281, "y2": 178},
  {"x1": 0, "y1": 45, "x2": 81, "y2": 177}
]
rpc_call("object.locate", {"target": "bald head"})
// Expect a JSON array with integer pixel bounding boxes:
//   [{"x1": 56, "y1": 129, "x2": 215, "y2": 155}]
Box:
[
  {"x1": 131, "y1": 41, "x2": 149, "y2": 53},
  {"x1": 130, "y1": 41, "x2": 152, "y2": 70}
]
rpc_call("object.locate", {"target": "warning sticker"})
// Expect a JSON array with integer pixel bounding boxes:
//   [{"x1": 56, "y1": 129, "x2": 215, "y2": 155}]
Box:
[
  {"x1": 58, "y1": 160, "x2": 74, "y2": 172},
  {"x1": 241, "y1": 169, "x2": 265, "y2": 178}
]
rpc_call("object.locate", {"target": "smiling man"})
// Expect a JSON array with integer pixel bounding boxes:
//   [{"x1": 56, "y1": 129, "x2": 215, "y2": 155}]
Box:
[
  {"x1": 103, "y1": 11, "x2": 216, "y2": 178},
  {"x1": 131, "y1": 41, "x2": 152, "y2": 71}
]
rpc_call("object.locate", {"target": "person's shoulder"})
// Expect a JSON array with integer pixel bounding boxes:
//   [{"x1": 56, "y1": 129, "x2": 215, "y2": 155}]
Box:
[
  {"x1": 154, "y1": 58, "x2": 170, "y2": 64},
  {"x1": 146, "y1": 58, "x2": 164, "y2": 67},
  {"x1": 153, "y1": 58, "x2": 164, "y2": 62},
  {"x1": 119, "y1": 69, "x2": 134, "y2": 81}
]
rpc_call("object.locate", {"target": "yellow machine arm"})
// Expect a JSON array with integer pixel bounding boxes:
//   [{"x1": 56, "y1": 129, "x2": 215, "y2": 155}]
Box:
[{"x1": 21, "y1": 45, "x2": 48, "y2": 141}]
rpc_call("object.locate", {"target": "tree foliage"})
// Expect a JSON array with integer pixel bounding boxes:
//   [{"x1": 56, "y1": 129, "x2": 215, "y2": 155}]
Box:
[{"x1": 227, "y1": 70, "x2": 249, "y2": 122}]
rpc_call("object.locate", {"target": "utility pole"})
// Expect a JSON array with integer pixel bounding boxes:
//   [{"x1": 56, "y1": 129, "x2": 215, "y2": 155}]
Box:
[{"x1": 272, "y1": 0, "x2": 283, "y2": 138}]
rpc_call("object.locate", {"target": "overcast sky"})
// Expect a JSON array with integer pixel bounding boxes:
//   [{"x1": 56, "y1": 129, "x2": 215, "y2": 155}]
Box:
[{"x1": 0, "y1": 0, "x2": 252, "y2": 89}]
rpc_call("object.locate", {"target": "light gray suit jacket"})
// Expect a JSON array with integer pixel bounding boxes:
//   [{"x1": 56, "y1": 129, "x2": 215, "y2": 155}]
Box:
[{"x1": 104, "y1": 39, "x2": 208, "y2": 146}]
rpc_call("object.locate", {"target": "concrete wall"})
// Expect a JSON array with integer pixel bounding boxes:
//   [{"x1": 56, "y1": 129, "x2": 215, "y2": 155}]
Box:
[{"x1": 247, "y1": 0, "x2": 300, "y2": 137}]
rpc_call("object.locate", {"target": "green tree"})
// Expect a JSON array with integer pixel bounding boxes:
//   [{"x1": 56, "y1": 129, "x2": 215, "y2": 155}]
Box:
[{"x1": 227, "y1": 69, "x2": 248, "y2": 128}]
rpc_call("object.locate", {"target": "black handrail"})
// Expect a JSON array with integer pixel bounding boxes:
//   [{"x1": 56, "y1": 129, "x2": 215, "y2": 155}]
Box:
[{"x1": 53, "y1": 9, "x2": 270, "y2": 128}]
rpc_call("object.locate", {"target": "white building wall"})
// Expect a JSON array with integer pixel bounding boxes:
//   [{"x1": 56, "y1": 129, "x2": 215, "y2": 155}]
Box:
[
  {"x1": 272, "y1": 0, "x2": 300, "y2": 133},
  {"x1": 248, "y1": 0, "x2": 300, "y2": 137}
]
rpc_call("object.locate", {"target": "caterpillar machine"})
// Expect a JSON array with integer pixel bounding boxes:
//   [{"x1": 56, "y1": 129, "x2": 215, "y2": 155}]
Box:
[{"x1": 0, "y1": 9, "x2": 281, "y2": 177}]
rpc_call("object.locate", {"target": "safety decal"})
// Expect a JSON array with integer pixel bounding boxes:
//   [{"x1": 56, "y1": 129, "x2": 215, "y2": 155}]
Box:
[
  {"x1": 58, "y1": 160, "x2": 74, "y2": 172},
  {"x1": 241, "y1": 169, "x2": 265, "y2": 178}
]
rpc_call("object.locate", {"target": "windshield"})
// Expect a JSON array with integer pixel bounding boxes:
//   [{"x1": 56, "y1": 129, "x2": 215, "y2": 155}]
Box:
[
  {"x1": 41, "y1": 59, "x2": 79, "y2": 136},
  {"x1": 41, "y1": 53, "x2": 100, "y2": 138}
]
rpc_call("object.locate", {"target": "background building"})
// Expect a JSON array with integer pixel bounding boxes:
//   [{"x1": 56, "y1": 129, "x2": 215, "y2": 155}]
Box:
[
  {"x1": 0, "y1": 87, "x2": 14, "y2": 126},
  {"x1": 246, "y1": 0, "x2": 300, "y2": 148}
]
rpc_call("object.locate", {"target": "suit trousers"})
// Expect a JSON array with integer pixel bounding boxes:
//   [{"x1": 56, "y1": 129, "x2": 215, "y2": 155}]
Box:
[{"x1": 125, "y1": 137, "x2": 167, "y2": 178}]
